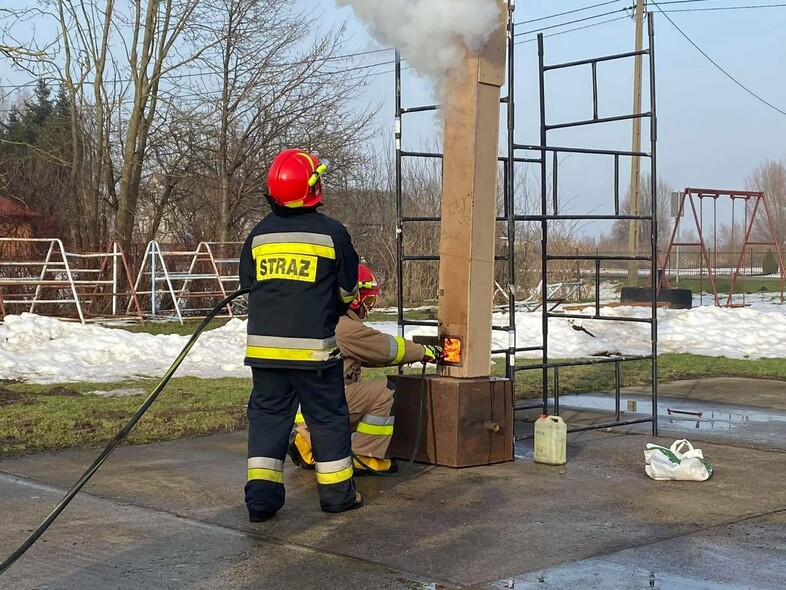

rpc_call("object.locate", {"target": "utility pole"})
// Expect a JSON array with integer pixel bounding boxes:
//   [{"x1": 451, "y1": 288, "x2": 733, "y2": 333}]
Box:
[{"x1": 626, "y1": 0, "x2": 645, "y2": 284}]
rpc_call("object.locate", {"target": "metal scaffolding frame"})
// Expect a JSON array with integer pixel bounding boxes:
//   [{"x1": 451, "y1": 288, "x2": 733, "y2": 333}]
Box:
[
  {"x1": 513, "y1": 15, "x2": 659, "y2": 437},
  {"x1": 394, "y1": 4, "x2": 659, "y2": 436}
]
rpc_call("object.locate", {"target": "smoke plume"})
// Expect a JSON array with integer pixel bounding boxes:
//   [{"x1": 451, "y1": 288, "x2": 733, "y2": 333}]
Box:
[{"x1": 336, "y1": 0, "x2": 502, "y2": 80}]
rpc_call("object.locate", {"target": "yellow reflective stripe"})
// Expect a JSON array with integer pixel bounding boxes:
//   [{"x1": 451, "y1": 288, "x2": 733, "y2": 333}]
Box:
[
  {"x1": 392, "y1": 336, "x2": 406, "y2": 364},
  {"x1": 340, "y1": 285, "x2": 359, "y2": 303},
  {"x1": 295, "y1": 412, "x2": 305, "y2": 424},
  {"x1": 315, "y1": 466, "x2": 353, "y2": 485},
  {"x1": 315, "y1": 457, "x2": 353, "y2": 485},
  {"x1": 248, "y1": 468, "x2": 284, "y2": 484},
  {"x1": 246, "y1": 346, "x2": 337, "y2": 362},
  {"x1": 252, "y1": 242, "x2": 335, "y2": 259},
  {"x1": 247, "y1": 335, "x2": 336, "y2": 349},
  {"x1": 356, "y1": 422, "x2": 394, "y2": 436}
]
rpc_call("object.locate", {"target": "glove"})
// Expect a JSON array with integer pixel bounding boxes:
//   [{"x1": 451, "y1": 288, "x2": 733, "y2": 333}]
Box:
[{"x1": 422, "y1": 344, "x2": 443, "y2": 363}]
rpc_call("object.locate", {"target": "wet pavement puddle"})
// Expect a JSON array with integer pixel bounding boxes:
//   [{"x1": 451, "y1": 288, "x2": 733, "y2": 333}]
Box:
[{"x1": 554, "y1": 393, "x2": 786, "y2": 432}]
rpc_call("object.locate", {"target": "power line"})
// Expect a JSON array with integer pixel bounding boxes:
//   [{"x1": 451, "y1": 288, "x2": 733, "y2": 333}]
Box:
[
  {"x1": 326, "y1": 47, "x2": 392, "y2": 61},
  {"x1": 2, "y1": 4, "x2": 633, "y2": 90},
  {"x1": 344, "y1": 65, "x2": 412, "y2": 83},
  {"x1": 662, "y1": 3, "x2": 786, "y2": 12},
  {"x1": 2, "y1": 1, "x2": 764, "y2": 92},
  {"x1": 515, "y1": 0, "x2": 621, "y2": 25},
  {"x1": 653, "y1": 0, "x2": 725, "y2": 4},
  {"x1": 0, "y1": 10, "x2": 643, "y2": 98},
  {"x1": 650, "y1": 0, "x2": 786, "y2": 117},
  {"x1": 514, "y1": 15, "x2": 631, "y2": 45},
  {"x1": 0, "y1": 5, "x2": 636, "y2": 91},
  {"x1": 0, "y1": 61, "x2": 404, "y2": 110},
  {"x1": 513, "y1": 0, "x2": 780, "y2": 41},
  {"x1": 513, "y1": 0, "x2": 781, "y2": 37},
  {"x1": 514, "y1": 7, "x2": 631, "y2": 37},
  {"x1": 310, "y1": 14, "x2": 630, "y2": 83},
  {"x1": 0, "y1": 55, "x2": 401, "y2": 90},
  {"x1": 319, "y1": 59, "x2": 396, "y2": 75}
]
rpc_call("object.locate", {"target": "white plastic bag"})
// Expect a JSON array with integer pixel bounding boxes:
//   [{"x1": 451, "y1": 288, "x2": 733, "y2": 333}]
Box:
[{"x1": 643, "y1": 439, "x2": 713, "y2": 481}]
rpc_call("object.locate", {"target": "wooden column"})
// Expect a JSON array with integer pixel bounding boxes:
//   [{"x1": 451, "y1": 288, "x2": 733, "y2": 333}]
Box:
[{"x1": 438, "y1": 2, "x2": 507, "y2": 378}]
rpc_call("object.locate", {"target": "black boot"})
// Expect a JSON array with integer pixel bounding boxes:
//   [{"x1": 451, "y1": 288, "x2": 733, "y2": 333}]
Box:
[{"x1": 248, "y1": 510, "x2": 275, "y2": 523}]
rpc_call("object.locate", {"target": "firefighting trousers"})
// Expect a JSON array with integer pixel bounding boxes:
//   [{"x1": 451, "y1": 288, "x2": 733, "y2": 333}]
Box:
[
  {"x1": 296, "y1": 379, "x2": 395, "y2": 459},
  {"x1": 245, "y1": 363, "x2": 357, "y2": 514}
]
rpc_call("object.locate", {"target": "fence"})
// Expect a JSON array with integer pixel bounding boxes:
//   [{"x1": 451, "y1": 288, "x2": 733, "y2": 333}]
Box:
[
  {"x1": 557, "y1": 247, "x2": 782, "y2": 280},
  {"x1": 127, "y1": 241, "x2": 242, "y2": 323},
  {"x1": 1, "y1": 239, "x2": 243, "y2": 324},
  {"x1": 0, "y1": 238, "x2": 142, "y2": 323},
  {"x1": 4, "y1": 238, "x2": 784, "y2": 324}
]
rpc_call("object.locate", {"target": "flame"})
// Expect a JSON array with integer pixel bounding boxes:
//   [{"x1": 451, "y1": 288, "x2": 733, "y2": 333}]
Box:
[{"x1": 442, "y1": 337, "x2": 462, "y2": 364}]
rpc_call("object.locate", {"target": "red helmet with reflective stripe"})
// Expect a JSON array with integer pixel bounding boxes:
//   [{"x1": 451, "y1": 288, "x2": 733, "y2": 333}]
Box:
[
  {"x1": 267, "y1": 148, "x2": 326, "y2": 208},
  {"x1": 350, "y1": 263, "x2": 381, "y2": 311}
]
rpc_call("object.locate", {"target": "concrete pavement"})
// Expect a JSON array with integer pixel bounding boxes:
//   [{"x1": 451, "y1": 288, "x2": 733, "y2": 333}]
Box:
[{"x1": 0, "y1": 378, "x2": 784, "y2": 589}]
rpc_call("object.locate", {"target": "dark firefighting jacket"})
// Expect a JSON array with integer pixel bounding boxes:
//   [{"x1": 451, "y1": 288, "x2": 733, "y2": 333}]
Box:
[
  {"x1": 335, "y1": 309, "x2": 425, "y2": 384},
  {"x1": 239, "y1": 206, "x2": 359, "y2": 369}
]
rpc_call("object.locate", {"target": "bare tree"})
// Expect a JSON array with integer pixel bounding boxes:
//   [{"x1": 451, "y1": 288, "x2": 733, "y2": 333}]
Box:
[
  {"x1": 136, "y1": 105, "x2": 201, "y2": 242},
  {"x1": 159, "y1": 0, "x2": 378, "y2": 243},
  {"x1": 330, "y1": 144, "x2": 398, "y2": 300},
  {"x1": 745, "y1": 159, "x2": 786, "y2": 245},
  {"x1": 113, "y1": 0, "x2": 211, "y2": 247},
  {"x1": 52, "y1": 0, "x2": 118, "y2": 248},
  {"x1": 2, "y1": 1, "x2": 212, "y2": 249},
  {"x1": 609, "y1": 173, "x2": 673, "y2": 248},
  {"x1": 0, "y1": 8, "x2": 55, "y2": 74},
  {"x1": 0, "y1": 44, "x2": 47, "y2": 67},
  {"x1": 324, "y1": 137, "x2": 442, "y2": 305}
]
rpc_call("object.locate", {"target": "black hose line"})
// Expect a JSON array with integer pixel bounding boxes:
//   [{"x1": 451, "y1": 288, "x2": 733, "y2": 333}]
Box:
[
  {"x1": 0, "y1": 288, "x2": 250, "y2": 576},
  {"x1": 408, "y1": 360, "x2": 429, "y2": 465}
]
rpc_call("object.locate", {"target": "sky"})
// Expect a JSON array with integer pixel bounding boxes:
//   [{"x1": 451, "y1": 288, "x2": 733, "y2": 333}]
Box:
[
  {"x1": 311, "y1": 0, "x2": 786, "y2": 232},
  {"x1": 2, "y1": 290, "x2": 785, "y2": 384}
]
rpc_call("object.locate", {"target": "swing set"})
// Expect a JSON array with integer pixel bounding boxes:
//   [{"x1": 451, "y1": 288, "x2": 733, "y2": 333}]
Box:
[{"x1": 658, "y1": 188, "x2": 785, "y2": 306}]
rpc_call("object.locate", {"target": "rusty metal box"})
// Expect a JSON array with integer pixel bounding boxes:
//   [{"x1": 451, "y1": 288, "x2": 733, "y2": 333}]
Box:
[{"x1": 387, "y1": 375, "x2": 514, "y2": 468}]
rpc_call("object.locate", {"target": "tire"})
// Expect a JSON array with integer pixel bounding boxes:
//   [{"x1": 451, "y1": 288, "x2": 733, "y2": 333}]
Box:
[{"x1": 620, "y1": 287, "x2": 692, "y2": 309}]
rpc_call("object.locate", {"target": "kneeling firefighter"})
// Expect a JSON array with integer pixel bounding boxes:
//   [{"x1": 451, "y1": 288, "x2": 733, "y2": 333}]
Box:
[
  {"x1": 239, "y1": 148, "x2": 362, "y2": 520},
  {"x1": 289, "y1": 263, "x2": 442, "y2": 475}
]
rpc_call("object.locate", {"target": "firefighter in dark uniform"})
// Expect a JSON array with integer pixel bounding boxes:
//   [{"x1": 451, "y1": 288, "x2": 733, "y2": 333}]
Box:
[{"x1": 239, "y1": 148, "x2": 362, "y2": 521}]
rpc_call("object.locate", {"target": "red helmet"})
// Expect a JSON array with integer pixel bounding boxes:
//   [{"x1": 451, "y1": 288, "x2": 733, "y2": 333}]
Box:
[
  {"x1": 267, "y1": 148, "x2": 327, "y2": 208},
  {"x1": 351, "y1": 263, "x2": 382, "y2": 311}
]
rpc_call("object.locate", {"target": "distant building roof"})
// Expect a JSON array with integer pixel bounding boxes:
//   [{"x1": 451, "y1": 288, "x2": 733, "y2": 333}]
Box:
[{"x1": 0, "y1": 196, "x2": 40, "y2": 219}]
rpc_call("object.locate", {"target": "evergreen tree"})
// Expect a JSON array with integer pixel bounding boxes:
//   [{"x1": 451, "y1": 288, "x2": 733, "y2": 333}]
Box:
[
  {"x1": 762, "y1": 249, "x2": 779, "y2": 275},
  {"x1": 0, "y1": 79, "x2": 72, "y2": 238},
  {"x1": 28, "y1": 78, "x2": 54, "y2": 128}
]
